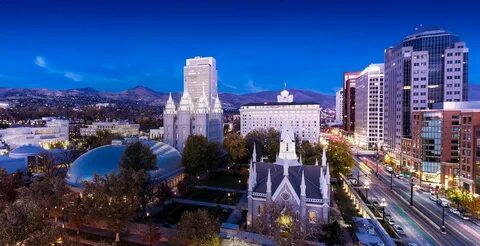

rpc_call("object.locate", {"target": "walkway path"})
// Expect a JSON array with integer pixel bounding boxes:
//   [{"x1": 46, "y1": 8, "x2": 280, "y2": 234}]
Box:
[
  {"x1": 194, "y1": 185, "x2": 246, "y2": 193},
  {"x1": 226, "y1": 192, "x2": 248, "y2": 224},
  {"x1": 172, "y1": 198, "x2": 236, "y2": 210}
]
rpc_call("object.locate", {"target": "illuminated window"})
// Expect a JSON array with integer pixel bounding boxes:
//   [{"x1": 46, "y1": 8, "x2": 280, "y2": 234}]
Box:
[
  {"x1": 258, "y1": 205, "x2": 264, "y2": 216},
  {"x1": 309, "y1": 211, "x2": 317, "y2": 224}
]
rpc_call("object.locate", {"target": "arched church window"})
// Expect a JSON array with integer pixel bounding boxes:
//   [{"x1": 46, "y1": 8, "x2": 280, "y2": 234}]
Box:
[{"x1": 309, "y1": 211, "x2": 317, "y2": 224}]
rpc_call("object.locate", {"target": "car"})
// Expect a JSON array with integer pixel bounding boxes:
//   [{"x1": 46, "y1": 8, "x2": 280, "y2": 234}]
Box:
[
  {"x1": 459, "y1": 213, "x2": 470, "y2": 220},
  {"x1": 408, "y1": 243, "x2": 418, "y2": 246},
  {"x1": 449, "y1": 208, "x2": 460, "y2": 215},
  {"x1": 437, "y1": 198, "x2": 449, "y2": 207},
  {"x1": 388, "y1": 219, "x2": 395, "y2": 226},
  {"x1": 429, "y1": 196, "x2": 438, "y2": 202},
  {"x1": 393, "y1": 224, "x2": 405, "y2": 235},
  {"x1": 372, "y1": 201, "x2": 379, "y2": 207},
  {"x1": 386, "y1": 166, "x2": 394, "y2": 173}
]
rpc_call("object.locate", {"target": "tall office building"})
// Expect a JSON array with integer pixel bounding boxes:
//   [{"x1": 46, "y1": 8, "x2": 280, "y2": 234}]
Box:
[
  {"x1": 163, "y1": 56, "x2": 223, "y2": 152},
  {"x1": 354, "y1": 64, "x2": 384, "y2": 150},
  {"x1": 343, "y1": 71, "x2": 361, "y2": 135},
  {"x1": 184, "y1": 56, "x2": 218, "y2": 108},
  {"x1": 384, "y1": 27, "x2": 469, "y2": 161},
  {"x1": 335, "y1": 88, "x2": 344, "y2": 124}
]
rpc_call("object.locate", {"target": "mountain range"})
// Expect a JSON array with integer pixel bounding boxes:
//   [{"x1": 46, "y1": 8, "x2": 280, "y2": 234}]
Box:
[{"x1": 0, "y1": 86, "x2": 336, "y2": 110}]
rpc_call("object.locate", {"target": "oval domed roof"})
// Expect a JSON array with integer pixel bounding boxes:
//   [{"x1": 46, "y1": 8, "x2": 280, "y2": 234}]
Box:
[
  {"x1": 9, "y1": 144, "x2": 46, "y2": 159},
  {"x1": 65, "y1": 140, "x2": 182, "y2": 187}
]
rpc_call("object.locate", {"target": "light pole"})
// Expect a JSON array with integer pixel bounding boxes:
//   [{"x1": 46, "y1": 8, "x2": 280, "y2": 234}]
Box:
[
  {"x1": 390, "y1": 171, "x2": 393, "y2": 190},
  {"x1": 380, "y1": 198, "x2": 387, "y2": 221},
  {"x1": 441, "y1": 206, "x2": 446, "y2": 233},
  {"x1": 357, "y1": 169, "x2": 360, "y2": 186},
  {"x1": 410, "y1": 179, "x2": 414, "y2": 206},
  {"x1": 364, "y1": 180, "x2": 370, "y2": 201},
  {"x1": 376, "y1": 160, "x2": 379, "y2": 177}
]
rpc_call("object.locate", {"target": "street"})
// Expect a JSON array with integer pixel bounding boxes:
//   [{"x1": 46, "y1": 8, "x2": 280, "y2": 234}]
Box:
[{"x1": 352, "y1": 155, "x2": 479, "y2": 246}]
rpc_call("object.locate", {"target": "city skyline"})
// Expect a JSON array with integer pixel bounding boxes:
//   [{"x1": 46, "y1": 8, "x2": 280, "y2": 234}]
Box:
[{"x1": 0, "y1": 0, "x2": 479, "y2": 94}]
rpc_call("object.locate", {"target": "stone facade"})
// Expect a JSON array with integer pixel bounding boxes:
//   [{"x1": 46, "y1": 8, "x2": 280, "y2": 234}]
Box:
[{"x1": 247, "y1": 124, "x2": 331, "y2": 228}]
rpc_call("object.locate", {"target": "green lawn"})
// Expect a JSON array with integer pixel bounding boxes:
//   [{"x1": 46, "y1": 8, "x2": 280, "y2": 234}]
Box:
[
  {"x1": 154, "y1": 202, "x2": 232, "y2": 225},
  {"x1": 198, "y1": 172, "x2": 247, "y2": 190},
  {"x1": 181, "y1": 188, "x2": 242, "y2": 205}
]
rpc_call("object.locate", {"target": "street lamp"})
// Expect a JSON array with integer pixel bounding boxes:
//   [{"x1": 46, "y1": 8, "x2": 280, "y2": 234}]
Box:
[
  {"x1": 380, "y1": 198, "x2": 387, "y2": 221},
  {"x1": 410, "y1": 178, "x2": 414, "y2": 206},
  {"x1": 364, "y1": 180, "x2": 370, "y2": 201},
  {"x1": 441, "y1": 206, "x2": 446, "y2": 233},
  {"x1": 390, "y1": 171, "x2": 394, "y2": 190}
]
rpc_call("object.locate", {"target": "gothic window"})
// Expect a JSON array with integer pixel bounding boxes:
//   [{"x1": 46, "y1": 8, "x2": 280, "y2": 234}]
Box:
[
  {"x1": 309, "y1": 211, "x2": 317, "y2": 224},
  {"x1": 286, "y1": 143, "x2": 289, "y2": 152},
  {"x1": 258, "y1": 205, "x2": 264, "y2": 216}
]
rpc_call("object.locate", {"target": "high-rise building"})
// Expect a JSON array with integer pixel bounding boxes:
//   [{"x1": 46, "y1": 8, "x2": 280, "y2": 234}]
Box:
[
  {"x1": 335, "y1": 88, "x2": 344, "y2": 124},
  {"x1": 240, "y1": 89, "x2": 321, "y2": 143},
  {"x1": 401, "y1": 102, "x2": 480, "y2": 191},
  {"x1": 384, "y1": 27, "x2": 469, "y2": 161},
  {"x1": 184, "y1": 56, "x2": 218, "y2": 108},
  {"x1": 163, "y1": 56, "x2": 223, "y2": 152},
  {"x1": 354, "y1": 64, "x2": 384, "y2": 150},
  {"x1": 343, "y1": 71, "x2": 361, "y2": 135}
]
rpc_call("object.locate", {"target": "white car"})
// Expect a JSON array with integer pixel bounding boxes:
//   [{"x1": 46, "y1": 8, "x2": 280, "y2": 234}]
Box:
[
  {"x1": 408, "y1": 243, "x2": 418, "y2": 246},
  {"x1": 393, "y1": 224, "x2": 405, "y2": 235},
  {"x1": 459, "y1": 213, "x2": 470, "y2": 220},
  {"x1": 429, "y1": 196, "x2": 438, "y2": 202},
  {"x1": 388, "y1": 219, "x2": 395, "y2": 226},
  {"x1": 386, "y1": 166, "x2": 394, "y2": 173},
  {"x1": 449, "y1": 208, "x2": 460, "y2": 215}
]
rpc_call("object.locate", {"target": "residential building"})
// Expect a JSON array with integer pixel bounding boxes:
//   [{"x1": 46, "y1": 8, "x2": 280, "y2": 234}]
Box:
[
  {"x1": 80, "y1": 121, "x2": 140, "y2": 137},
  {"x1": 247, "y1": 124, "x2": 331, "y2": 228},
  {"x1": 335, "y1": 88, "x2": 344, "y2": 124},
  {"x1": 0, "y1": 117, "x2": 69, "y2": 149},
  {"x1": 163, "y1": 56, "x2": 224, "y2": 152},
  {"x1": 354, "y1": 64, "x2": 384, "y2": 150},
  {"x1": 343, "y1": 71, "x2": 361, "y2": 135},
  {"x1": 384, "y1": 27, "x2": 469, "y2": 162},
  {"x1": 401, "y1": 102, "x2": 480, "y2": 192},
  {"x1": 240, "y1": 89, "x2": 321, "y2": 143}
]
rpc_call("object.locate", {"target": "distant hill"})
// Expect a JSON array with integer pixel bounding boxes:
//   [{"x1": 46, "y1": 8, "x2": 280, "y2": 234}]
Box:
[{"x1": 0, "y1": 86, "x2": 335, "y2": 110}]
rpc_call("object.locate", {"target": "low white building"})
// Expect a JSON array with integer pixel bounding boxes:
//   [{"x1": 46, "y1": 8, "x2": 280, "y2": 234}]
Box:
[
  {"x1": 80, "y1": 121, "x2": 140, "y2": 137},
  {"x1": 0, "y1": 117, "x2": 69, "y2": 149},
  {"x1": 240, "y1": 89, "x2": 321, "y2": 143},
  {"x1": 149, "y1": 127, "x2": 164, "y2": 140},
  {"x1": 0, "y1": 102, "x2": 9, "y2": 109}
]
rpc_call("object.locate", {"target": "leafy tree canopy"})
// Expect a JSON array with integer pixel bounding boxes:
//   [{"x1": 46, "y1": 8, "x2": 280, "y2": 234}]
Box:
[{"x1": 120, "y1": 141, "x2": 157, "y2": 171}]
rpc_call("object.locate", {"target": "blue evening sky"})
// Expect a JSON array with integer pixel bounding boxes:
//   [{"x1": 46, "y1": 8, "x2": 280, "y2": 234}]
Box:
[{"x1": 0, "y1": 0, "x2": 479, "y2": 94}]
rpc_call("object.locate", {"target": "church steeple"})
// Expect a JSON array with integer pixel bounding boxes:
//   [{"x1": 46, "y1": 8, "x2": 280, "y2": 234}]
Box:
[
  {"x1": 164, "y1": 92, "x2": 177, "y2": 114},
  {"x1": 300, "y1": 170, "x2": 306, "y2": 197},
  {"x1": 322, "y1": 147, "x2": 327, "y2": 167},
  {"x1": 252, "y1": 143, "x2": 257, "y2": 162},
  {"x1": 278, "y1": 123, "x2": 298, "y2": 161}
]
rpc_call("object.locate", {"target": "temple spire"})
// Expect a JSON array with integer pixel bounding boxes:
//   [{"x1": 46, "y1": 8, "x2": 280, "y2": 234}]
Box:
[
  {"x1": 322, "y1": 147, "x2": 327, "y2": 167},
  {"x1": 300, "y1": 170, "x2": 306, "y2": 196},
  {"x1": 252, "y1": 143, "x2": 257, "y2": 162},
  {"x1": 315, "y1": 158, "x2": 319, "y2": 166},
  {"x1": 266, "y1": 168, "x2": 272, "y2": 194}
]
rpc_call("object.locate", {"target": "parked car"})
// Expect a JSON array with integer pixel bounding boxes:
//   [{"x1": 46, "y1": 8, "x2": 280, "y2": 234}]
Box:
[
  {"x1": 408, "y1": 243, "x2": 418, "y2": 246},
  {"x1": 437, "y1": 198, "x2": 449, "y2": 207},
  {"x1": 393, "y1": 224, "x2": 405, "y2": 235},
  {"x1": 429, "y1": 196, "x2": 438, "y2": 202},
  {"x1": 449, "y1": 208, "x2": 460, "y2": 215},
  {"x1": 459, "y1": 213, "x2": 470, "y2": 220},
  {"x1": 386, "y1": 166, "x2": 394, "y2": 173},
  {"x1": 372, "y1": 200, "x2": 379, "y2": 207},
  {"x1": 388, "y1": 219, "x2": 395, "y2": 226}
]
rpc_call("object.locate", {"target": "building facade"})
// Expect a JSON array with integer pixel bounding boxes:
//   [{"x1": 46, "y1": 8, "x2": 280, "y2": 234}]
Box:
[
  {"x1": 384, "y1": 27, "x2": 469, "y2": 162},
  {"x1": 335, "y1": 88, "x2": 344, "y2": 125},
  {"x1": 354, "y1": 64, "x2": 384, "y2": 150},
  {"x1": 0, "y1": 117, "x2": 69, "y2": 149},
  {"x1": 247, "y1": 124, "x2": 331, "y2": 228},
  {"x1": 401, "y1": 102, "x2": 480, "y2": 192},
  {"x1": 80, "y1": 121, "x2": 140, "y2": 137},
  {"x1": 240, "y1": 89, "x2": 321, "y2": 143},
  {"x1": 343, "y1": 71, "x2": 361, "y2": 135},
  {"x1": 163, "y1": 56, "x2": 223, "y2": 152}
]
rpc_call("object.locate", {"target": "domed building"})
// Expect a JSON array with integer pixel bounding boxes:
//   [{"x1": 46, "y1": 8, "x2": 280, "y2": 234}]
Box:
[
  {"x1": 65, "y1": 140, "x2": 184, "y2": 189},
  {"x1": 0, "y1": 144, "x2": 47, "y2": 174}
]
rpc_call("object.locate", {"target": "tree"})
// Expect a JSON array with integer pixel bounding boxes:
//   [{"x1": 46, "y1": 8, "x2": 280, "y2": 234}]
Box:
[
  {"x1": 172, "y1": 209, "x2": 220, "y2": 246},
  {"x1": 297, "y1": 141, "x2": 317, "y2": 165},
  {"x1": 0, "y1": 200, "x2": 61, "y2": 245},
  {"x1": 17, "y1": 176, "x2": 68, "y2": 222},
  {"x1": 321, "y1": 221, "x2": 343, "y2": 246},
  {"x1": 265, "y1": 128, "x2": 280, "y2": 162},
  {"x1": 251, "y1": 202, "x2": 320, "y2": 245},
  {"x1": 120, "y1": 141, "x2": 157, "y2": 171},
  {"x1": 206, "y1": 142, "x2": 224, "y2": 170},
  {"x1": 182, "y1": 135, "x2": 209, "y2": 175},
  {"x1": 79, "y1": 130, "x2": 119, "y2": 150},
  {"x1": 82, "y1": 173, "x2": 142, "y2": 242},
  {"x1": 0, "y1": 169, "x2": 24, "y2": 209},
  {"x1": 223, "y1": 133, "x2": 248, "y2": 165},
  {"x1": 327, "y1": 140, "x2": 354, "y2": 178}
]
